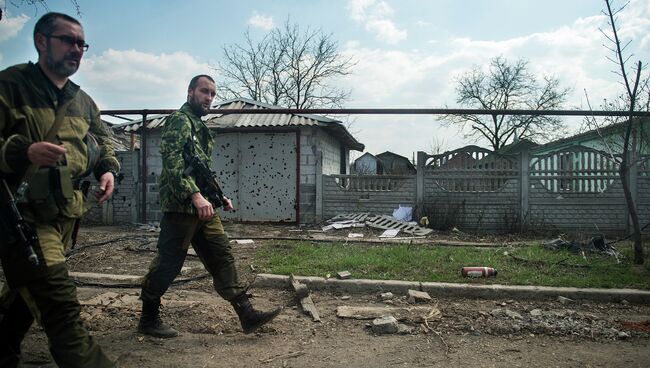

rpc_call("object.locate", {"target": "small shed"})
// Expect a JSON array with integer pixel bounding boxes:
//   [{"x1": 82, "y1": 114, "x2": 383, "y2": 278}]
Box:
[
  {"x1": 376, "y1": 151, "x2": 416, "y2": 175},
  {"x1": 112, "y1": 98, "x2": 364, "y2": 224},
  {"x1": 353, "y1": 152, "x2": 382, "y2": 174}
]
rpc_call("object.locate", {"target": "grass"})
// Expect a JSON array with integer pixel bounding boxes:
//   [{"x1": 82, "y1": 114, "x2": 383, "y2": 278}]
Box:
[{"x1": 253, "y1": 240, "x2": 650, "y2": 290}]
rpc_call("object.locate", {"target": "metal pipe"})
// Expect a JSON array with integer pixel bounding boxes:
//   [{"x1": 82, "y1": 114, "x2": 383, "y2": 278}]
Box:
[
  {"x1": 102, "y1": 108, "x2": 650, "y2": 117},
  {"x1": 140, "y1": 110, "x2": 148, "y2": 223}
]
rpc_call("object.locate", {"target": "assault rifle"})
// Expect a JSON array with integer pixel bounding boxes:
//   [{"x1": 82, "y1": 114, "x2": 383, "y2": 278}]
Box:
[
  {"x1": 1, "y1": 179, "x2": 39, "y2": 265},
  {"x1": 182, "y1": 142, "x2": 226, "y2": 208}
]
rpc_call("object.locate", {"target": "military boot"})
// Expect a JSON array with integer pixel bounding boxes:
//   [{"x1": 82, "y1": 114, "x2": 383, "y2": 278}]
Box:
[
  {"x1": 230, "y1": 293, "x2": 282, "y2": 334},
  {"x1": 137, "y1": 300, "x2": 178, "y2": 338}
]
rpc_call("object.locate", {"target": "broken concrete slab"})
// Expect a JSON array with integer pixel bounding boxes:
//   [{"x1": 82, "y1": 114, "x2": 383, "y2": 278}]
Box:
[
  {"x1": 407, "y1": 289, "x2": 432, "y2": 304},
  {"x1": 337, "y1": 271, "x2": 352, "y2": 280},
  {"x1": 558, "y1": 296, "x2": 574, "y2": 304},
  {"x1": 371, "y1": 315, "x2": 399, "y2": 334},
  {"x1": 290, "y1": 274, "x2": 321, "y2": 322},
  {"x1": 336, "y1": 306, "x2": 441, "y2": 323},
  {"x1": 327, "y1": 213, "x2": 432, "y2": 236}
]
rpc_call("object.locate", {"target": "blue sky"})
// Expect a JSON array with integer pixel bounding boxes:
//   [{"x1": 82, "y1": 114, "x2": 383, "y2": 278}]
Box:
[{"x1": 1, "y1": 0, "x2": 649, "y2": 158}]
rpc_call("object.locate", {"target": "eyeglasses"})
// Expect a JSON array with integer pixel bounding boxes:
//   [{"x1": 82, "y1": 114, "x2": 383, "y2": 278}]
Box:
[{"x1": 47, "y1": 34, "x2": 90, "y2": 52}]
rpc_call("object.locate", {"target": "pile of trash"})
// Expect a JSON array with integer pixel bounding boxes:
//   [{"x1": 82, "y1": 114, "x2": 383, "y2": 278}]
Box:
[
  {"x1": 542, "y1": 235, "x2": 621, "y2": 260},
  {"x1": 324, "y1": 208, "x2": 432, "y2": 238}
]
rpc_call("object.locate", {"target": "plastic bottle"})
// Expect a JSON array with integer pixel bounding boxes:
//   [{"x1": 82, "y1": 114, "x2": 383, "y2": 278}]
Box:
[{"x1": 461, "y1": 266, "x2": 497, "y2": 278}]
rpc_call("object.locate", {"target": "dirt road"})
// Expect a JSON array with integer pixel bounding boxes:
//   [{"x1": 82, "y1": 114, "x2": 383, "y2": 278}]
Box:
[{"x1": 12, "y1": 226, "x2": 650, "y2": 367}]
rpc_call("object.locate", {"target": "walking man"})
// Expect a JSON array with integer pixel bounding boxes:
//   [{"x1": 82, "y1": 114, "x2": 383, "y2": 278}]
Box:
[
  {"x1": 0, "y1": 12, "x2": 119, "y2": 367},
  {"x1": 138, "y1": 74, "x2": 281, "y2": 338}
]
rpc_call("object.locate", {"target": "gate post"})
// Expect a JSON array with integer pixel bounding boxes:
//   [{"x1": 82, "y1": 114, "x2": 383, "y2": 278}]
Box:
[
  {"x1": 519, "y1": 151, "x2": 530, "y2": 231},
  {"x1": 416, "y1": 151, "x2": 426, "y2": 218}
]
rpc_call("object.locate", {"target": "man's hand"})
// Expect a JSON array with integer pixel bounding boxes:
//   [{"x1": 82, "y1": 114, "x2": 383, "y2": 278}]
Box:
[
  {"x1": 94, "y1": 171, "x2": 115, "y2": 204},
  {"x1": 27, "y1": 142, "x2": 66, "y2": 166},
  {"x1": 191, "y1": 192, "x2": 214, "y2": 220},
  {"x1": 222, "y1": 197, "x2": 234, "y2": 212}
]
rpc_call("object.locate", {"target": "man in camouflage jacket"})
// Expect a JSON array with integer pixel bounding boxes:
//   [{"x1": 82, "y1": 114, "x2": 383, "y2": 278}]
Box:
[
  {"x1": 0, "y1": 13, "x2": 119, "y2": 368},
  {"x1": 138, "y1": 75, "x2": 281, "y2": 338}
]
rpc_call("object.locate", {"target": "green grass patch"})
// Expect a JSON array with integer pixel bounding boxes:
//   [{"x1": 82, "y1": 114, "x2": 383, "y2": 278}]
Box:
[{"x1": 253, "y1": 241, "x2": 650, "y2": 289}]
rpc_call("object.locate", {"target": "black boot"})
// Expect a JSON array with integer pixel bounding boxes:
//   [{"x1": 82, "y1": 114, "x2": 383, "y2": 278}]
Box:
[
  {"x1": 138, "y1": 300, "x2": 178, "y2": 338},
  {"x1": 231, "y1": 293, "x2": 282, "y2": 334}
]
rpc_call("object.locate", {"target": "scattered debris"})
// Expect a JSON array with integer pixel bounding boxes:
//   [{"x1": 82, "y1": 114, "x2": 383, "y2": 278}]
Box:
[
  {"x1": 233, "y1": 239, "x2": 255, "y2": 244},
  {"x1": 620, "y1": 320, "x2": 650, "y2": 333},
  {"x1": 407, "y1": 289, "x2": 432, "y2": 304},
  {"x1": 379, "y1": 229, "x2": 400, "y2": 238},
  {"x1": 327, "y1": 213, "x2": 432, "y2": 236},
  {"x1": 557, "y1": 296, "x2": 574, "y2": 305},
  {"x1": 380, "y1": 292, "x2": 394, "y2": 301},
  {"x1": 542, "y1": 235, "x2": 620, "y2": 261},
  {"x1": 529, "y1": 309, "x2": 543, "y2": 317},
  {"x1": 336, "y1": 306, "x2": 441, "y2": 323},
  {"x1": 347, "y1": 233, "x2": 364, "y2": 238},
  {"x1": 136, "y1": 222, "x2": 161, "y2": 232},
  {"x1": 392, "y1": 205, "x2": 413, "y2": 222},
  {"x1": 341, "y1": 295, "x2": 351, "y2": 300},
  {"x1": 371, "y1": 315, "x2": 399, "y2": 334},
  {"x1": 259, "y1": 351, "x2": 305, "y2": 364},
  {"x1": 289, "y1": 274, "x2": 321, "y2": 322},
  {"x1": 337, "y1": 271, "x2": 351, "y2": 280},
  {"x1": 461, "y1": 266, "x2": 498, "y2": 278}
]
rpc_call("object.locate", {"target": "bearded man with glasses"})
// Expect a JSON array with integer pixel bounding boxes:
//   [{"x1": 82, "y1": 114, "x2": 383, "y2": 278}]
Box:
[{"x1": 0, "y1": 12, "x2": 119, "y2": 368}]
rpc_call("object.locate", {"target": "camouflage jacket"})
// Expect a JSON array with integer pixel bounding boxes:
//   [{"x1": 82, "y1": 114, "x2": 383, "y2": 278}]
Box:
[
  {"x1": 0, "y1": 62, "x2": 120, "y2": 220},
  {"x1": 159, "y1": 102, "x2": 214, "y2": 214}
]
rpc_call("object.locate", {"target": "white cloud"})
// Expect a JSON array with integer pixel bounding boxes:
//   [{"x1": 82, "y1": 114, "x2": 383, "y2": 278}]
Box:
[
  {"x1": 247, "y1": 12, "x2": 274, "y2": 31},
  {"x1": 346, "y1": 0, "x2": 407, "y2": 44},
  {"x1": 0, "y1": 12, "x2": 29, "y2": 42},
  {"x1": 76, "y1": 49, "x2": 212, "y2": 109},
  {"x1": 339, "y1": 1, "x2": 650, "y2": 155}
]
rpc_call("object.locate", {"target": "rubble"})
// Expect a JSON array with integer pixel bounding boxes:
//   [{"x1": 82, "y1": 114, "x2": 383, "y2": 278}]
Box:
[
  {"x1": 337, "y1": 271, "x2": 352, "y2": 280},
  {"x1": 407, "y1": 289, "x2": 432, "y2": 304},
  {"x1": 326, "y1": 213, "x2": 432, "y2": 236},
  {"x1": 371, "y1": 315, "x2": 399, "y2": 334},
  {"x1": 290, "y1": 274, "x2": 321, "y2": 322}
]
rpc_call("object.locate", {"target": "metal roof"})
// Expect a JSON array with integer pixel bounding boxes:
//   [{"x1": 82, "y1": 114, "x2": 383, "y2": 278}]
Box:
[{"x1": 110, "y1": 98, "x2": 364, "y2": 151}]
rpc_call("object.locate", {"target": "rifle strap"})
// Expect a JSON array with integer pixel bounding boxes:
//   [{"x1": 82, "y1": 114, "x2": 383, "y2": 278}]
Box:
[{"x1": 180, "y1": 110, "x2": 200, "y2": 156}]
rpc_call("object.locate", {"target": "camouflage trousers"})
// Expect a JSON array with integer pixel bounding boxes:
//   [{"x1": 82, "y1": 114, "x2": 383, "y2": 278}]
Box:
[
  {"x1": 140, "y1": 212, "x2": 246, "y2": 304},
  {"x1": 0, "y1": 218, "x2": 115, "y2": 368}
]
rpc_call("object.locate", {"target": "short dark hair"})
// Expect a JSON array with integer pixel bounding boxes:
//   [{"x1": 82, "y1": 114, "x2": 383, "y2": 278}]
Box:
[
  {"x1": 33, "y1": 12, "x2": 82, "y2": 51},
  {"x1": 188, "y1": 75, "x2": 215, "y2": 90}
]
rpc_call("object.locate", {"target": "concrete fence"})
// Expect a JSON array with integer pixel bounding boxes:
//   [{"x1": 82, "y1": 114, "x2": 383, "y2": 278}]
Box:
[
  {"x1": 90, "y1": 145, "x2": 648, "y2": 235},
  {"x1": 322, "y1": 146, "x2": 648, "y2": 235}
]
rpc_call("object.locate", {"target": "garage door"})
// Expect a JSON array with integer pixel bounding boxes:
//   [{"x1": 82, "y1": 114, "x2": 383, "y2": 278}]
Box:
[{"x1": 212, "y1": 132, "x2": 297, "y2": 222}]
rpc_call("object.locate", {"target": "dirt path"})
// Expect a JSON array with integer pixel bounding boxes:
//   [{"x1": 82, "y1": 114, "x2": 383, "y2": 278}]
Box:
[
  {"x1": 18, "y1": 286, "x2": 650, "y2": 368},
  {"x1": 12, "y1": 226, "x2": 650, "y2": 367}
]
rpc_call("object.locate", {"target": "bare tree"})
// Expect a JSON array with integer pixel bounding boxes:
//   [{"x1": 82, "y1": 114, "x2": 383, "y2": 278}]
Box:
[
  {"x1": 426, "y1": 136, "x2": 448, "y2": 155},
  {"x1": 442, "y1": 56, "x2": 571, "y2": 151},
  {"x1": 215, "y1": 19, "x2": 355, "y2": 109},
  {"x1": 2, "y1": 0, "x2": 82, "y2": 17},
  {"x1": 596, "y1": 0, "x2": 647, "y2": 265}
]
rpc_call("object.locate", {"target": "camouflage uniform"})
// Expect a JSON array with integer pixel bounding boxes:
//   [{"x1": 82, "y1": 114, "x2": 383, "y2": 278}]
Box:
[
  {"x1": 0, "y1": 62, "x2": 119, "y2": 367},
  {"x1": 140, "y1": 102, "x2": 245, "y2": 307}
]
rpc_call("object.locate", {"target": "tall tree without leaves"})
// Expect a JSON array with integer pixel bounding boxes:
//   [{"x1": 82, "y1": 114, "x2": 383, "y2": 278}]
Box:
[
  {"x1": 600, "y1": 0, "x2": 647, "y2": 265},
  {"x1": 443, "y1": 56, "x2": 570, "y2": 151},
  {"x1": 1, "y1": 0, "x2": 82, "y2": 17},
  {"x1": 215, "y1": 20, "x2": 355, "y2": 109}
]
